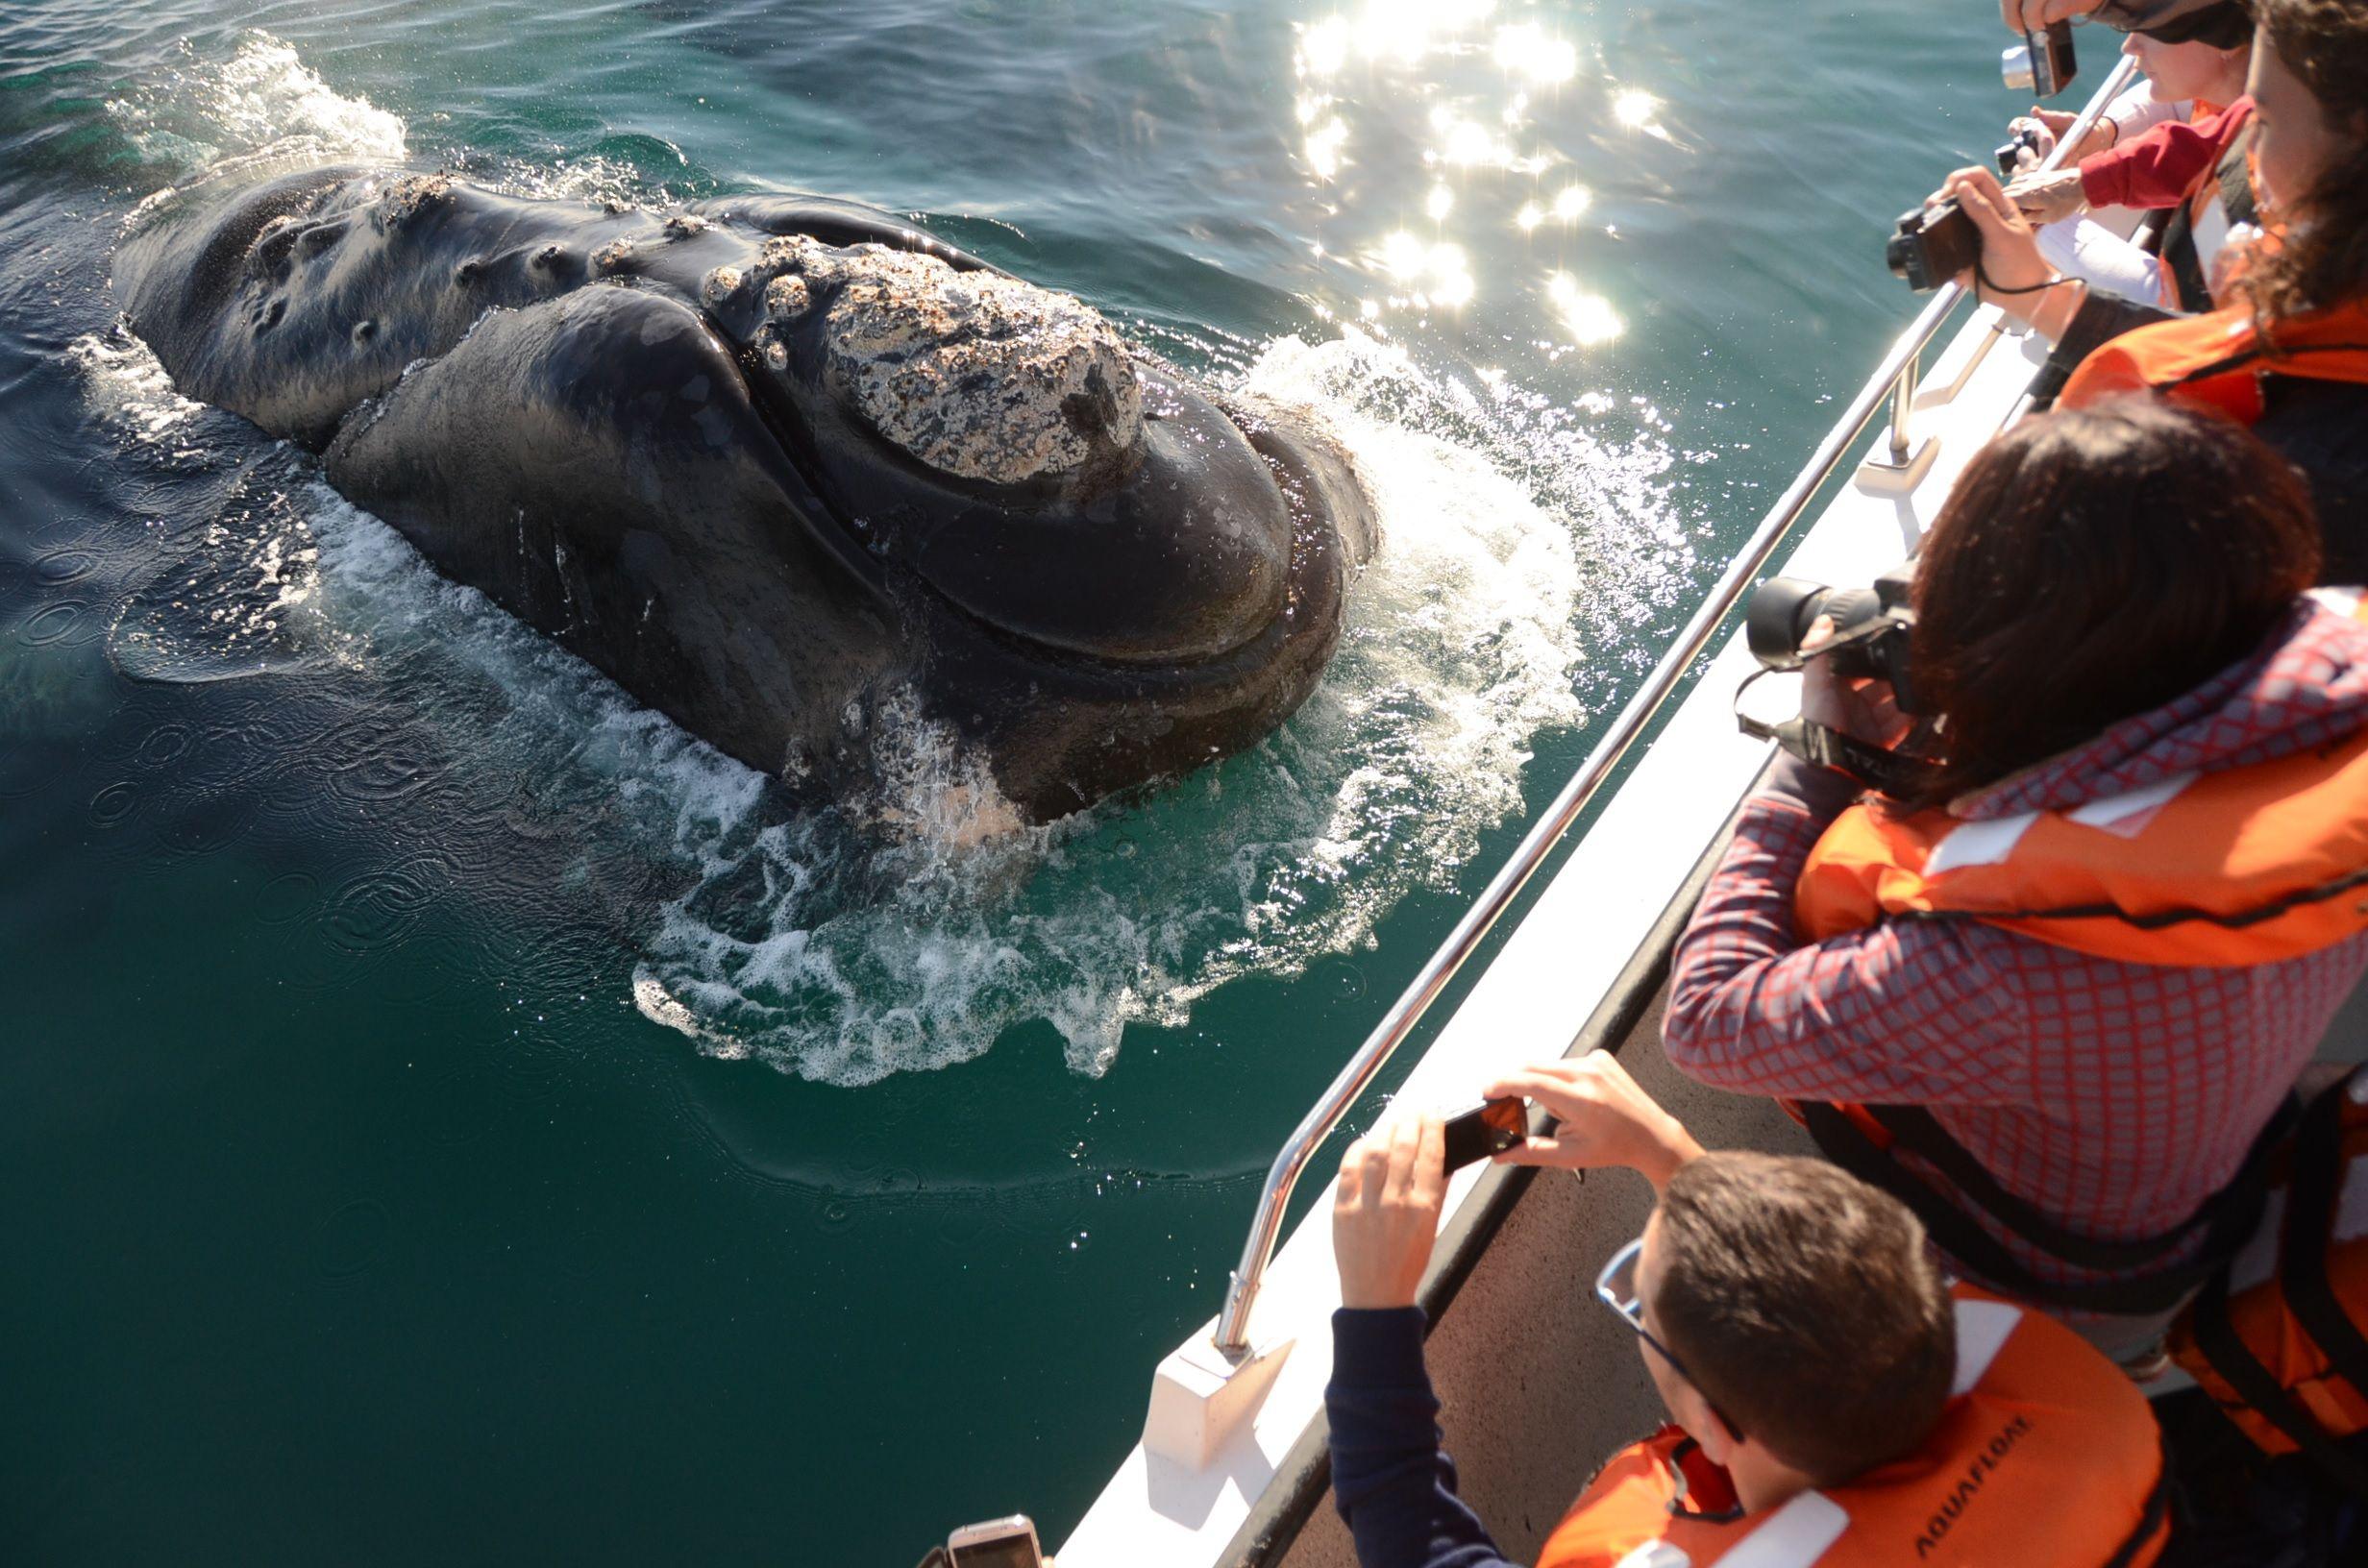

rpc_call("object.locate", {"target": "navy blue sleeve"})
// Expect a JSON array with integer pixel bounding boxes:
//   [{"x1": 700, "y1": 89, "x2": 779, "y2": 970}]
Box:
[{"x1": 1324, "y1": 1308, "x2": 1521, "y2": 1568}]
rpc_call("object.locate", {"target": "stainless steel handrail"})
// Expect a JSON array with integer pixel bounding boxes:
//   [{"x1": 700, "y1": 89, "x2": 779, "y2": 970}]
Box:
[{"x1": 1210, "y1": 56, "x2": 2139, "y2": 1357}]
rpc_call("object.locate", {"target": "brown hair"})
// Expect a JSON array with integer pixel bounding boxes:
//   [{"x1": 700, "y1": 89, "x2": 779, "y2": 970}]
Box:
[
  {"x1": 2247, "y1": 0, "x2": 2368, "y2": 320},
  {"x1": 1654, "y1": 1153, "x2": 1955, "y2": 1486},
  {"x1": 1901, "y1": 398, "x2": 2319, "y2": 808}
]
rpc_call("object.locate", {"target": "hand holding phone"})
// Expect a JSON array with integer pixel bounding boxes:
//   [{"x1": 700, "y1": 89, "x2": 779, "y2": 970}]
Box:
[
  {"x1": 1440, "y1": 1097, "x2": 1526, "y2": 1172},
  {"x1": 1481, "y1": 1054, "x2": 1703, "y2": 1190},
  {"x1": 947, "y1": 1515, "x2": 1044, "y2": 1568}
]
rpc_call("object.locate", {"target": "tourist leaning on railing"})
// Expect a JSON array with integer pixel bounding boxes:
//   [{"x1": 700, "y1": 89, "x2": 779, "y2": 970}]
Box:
[
  {"x1": 1944, "y1": 0, "x2": 2368, "y2": 578},
  {"x1": 2007, "y1": 83, "x2": 2198, "y2": 312},
  {"x1": 1661, "y1": 399, "x2": 2368, "y2": 1364},
  {"x1": 1322, "y1": 1053, "x2": 2170, "y2": 1568},
  {"x1": 2005, "y1": 4, "x2": 2254, "y2": 310}
]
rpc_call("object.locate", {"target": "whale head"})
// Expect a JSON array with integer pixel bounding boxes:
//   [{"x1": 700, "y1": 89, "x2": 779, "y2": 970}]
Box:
[
  {"x1": 114, "y1": 169, "x2": 1379, "y2": 817},
  {"x1": 695, "y1": 234, "x2": 1372, "y2": 679}
]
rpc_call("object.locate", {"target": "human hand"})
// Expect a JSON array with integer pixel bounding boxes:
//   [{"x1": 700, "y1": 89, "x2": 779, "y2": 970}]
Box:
[
  {"x1": 2000, "y1": 0, "x2": 2107, "y2": 32},
  {"x1": 1929, "y1": 166, "x2": 2068, "y2": 329},
  {"x1": 2036, "y1": 103, "x2": 2111, "y2": 158},
  {"x1": 2006, "y1": 115, "x2": 2056, "y2": 168},
  {"x1": 2007, "y1": 167, "x2": 2086, "y2": 224},
  {"x1": 1797, "y1": 614, "x2": 1912, "y2": 756},
  {"x1": 1332, "y1": 1115, "x2": 1447, "y2": 1311},
  {"x1": 1480, "y1": 1053, "x2": 1702, "y2": 1190}
]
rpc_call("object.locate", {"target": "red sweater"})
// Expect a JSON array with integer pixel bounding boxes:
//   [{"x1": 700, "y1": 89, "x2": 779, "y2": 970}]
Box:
[{"x1": 2078, "y1": 97, "x2": 2253, "y2": 211}]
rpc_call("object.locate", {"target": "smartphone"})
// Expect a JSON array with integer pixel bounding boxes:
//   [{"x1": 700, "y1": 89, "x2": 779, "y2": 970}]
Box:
[
  {"x1": 947, "y1": 1515, "x2": 1043, "y2": 1568},
  {"x1": 1441, "y1": 1097, "x2": 1526, "y2": 1172}
]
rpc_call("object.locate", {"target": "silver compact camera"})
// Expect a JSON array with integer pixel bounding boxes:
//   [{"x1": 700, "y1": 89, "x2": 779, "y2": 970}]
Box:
[{"x1": 2002, "y1": 19, "x2": 2078, "y2": 97}]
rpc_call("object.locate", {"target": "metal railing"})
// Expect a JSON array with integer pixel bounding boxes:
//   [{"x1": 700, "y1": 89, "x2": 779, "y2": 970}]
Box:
[{"x1": 1210, "y1": 55, "x2": 2139, "y2": 1357}]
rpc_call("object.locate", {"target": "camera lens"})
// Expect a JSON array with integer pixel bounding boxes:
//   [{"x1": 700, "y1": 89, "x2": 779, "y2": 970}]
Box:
[
  {"x1": 2001, "y1": 43, "x2": 2035, "y2": 92},
  {"x1": 1745, "y1": 578, "x2": 1831, "y2": 669}
]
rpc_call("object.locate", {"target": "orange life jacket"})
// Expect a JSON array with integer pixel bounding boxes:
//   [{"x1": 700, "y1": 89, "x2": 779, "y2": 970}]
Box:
[
  {"x1": 1787, "y1": 599, "x2": 2368, "y2": 1311},
  {"x1": 2171, "y1": 1066, "x2": 2368, "y2": 1498},
  {"x1": 2058, "y1": 293, "x2": 2368, "y2": 424},
  {"x1": 1792, "y1": 595, "x2": 2368, "y2": 968},
  {"x1": 1535, "y1": 1290, "x2": 2168, "y2": 1568}
]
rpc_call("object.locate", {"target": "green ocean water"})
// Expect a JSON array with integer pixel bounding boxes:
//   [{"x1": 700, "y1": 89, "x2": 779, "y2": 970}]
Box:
[{"x1": 0, "y1": 3, "x2": 2041, "y2": 1561}]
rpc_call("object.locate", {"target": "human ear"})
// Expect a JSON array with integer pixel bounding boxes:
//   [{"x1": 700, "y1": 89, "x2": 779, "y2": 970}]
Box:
[{"x1": 1695, "y1": 1420, "x2": 1738, "y2": 1469}]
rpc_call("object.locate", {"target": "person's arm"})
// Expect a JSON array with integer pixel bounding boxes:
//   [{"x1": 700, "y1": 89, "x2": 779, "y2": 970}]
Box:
[
  {"x1": 2035, "y1": 214, "x2": 2175, "y2": 306},
  {"x1": 1659, "y1": 755, "x2": 2032, "y2": 1106},
  {"x1": 1326, "y1": 1309, "x2": 1519, "y2": 1568},
  {"x1": 2000, "y1": 0, "x2": 2107, "y2": 31},
  {"x1": 2011, "y1": 83, "x2": 2161, "y2": 171},
  {"x1": 2044, "y1": 288, "x2": 2183, "y2": 380},
  {"x1": 1483, "y1": 1052, "x2": 1703, "y2": 1188},
  {"x1": 2078, "y1": 102, "x2": 2248, "y2": 211},
  {"x1": 1325, "y1": 1119, "x2": 1520, "y2": 1568}
]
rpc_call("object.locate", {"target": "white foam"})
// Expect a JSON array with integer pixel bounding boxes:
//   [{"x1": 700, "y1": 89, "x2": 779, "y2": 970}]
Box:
[
  {"x1": 109, "y1": 31, "x2": 407, "y2": 180},
  {"x1": 482, "y1": 152, "x2": 691, "y2": 213},
  {"x1": 65, "y1": 330, "x2": 207, "y2": 453}
]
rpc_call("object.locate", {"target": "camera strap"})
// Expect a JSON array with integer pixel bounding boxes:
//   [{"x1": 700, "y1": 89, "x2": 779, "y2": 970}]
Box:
[
  {"x1": 1976, "y1": 261, "x2": 2065, "y2": 299},
  {"x1": 1730, "y1": 659, "x2": 1942, "y2": 799},
  {"x1": 1738, "y1": 710, "x2": 1938, "y2": 799}
]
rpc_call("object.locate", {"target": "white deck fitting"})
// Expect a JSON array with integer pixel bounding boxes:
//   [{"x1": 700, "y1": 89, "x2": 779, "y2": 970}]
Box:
[{"x1": 1059, "y1": 300, "x2": 2068, "y2": 1566}]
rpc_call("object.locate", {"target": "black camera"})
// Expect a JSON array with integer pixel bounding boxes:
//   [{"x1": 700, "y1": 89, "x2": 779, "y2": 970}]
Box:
[
  {"x1": 1746, "y1": 562, "x2": 1919, "y2": 711},
  {"x1": 2002, "y1": 19, "x2": 2078, "y2": 97},
  {"x1": 1886, "y1": 201, "x2": 1979, "y2": 293},
  {"x1": 1739, "y1": 562, "x2": 1934, "y2": 795},
  {"x1": 1733, "y1": 561, "x2": 1932, "y2": 800},
  {"x1": 1995, "y1": 126, "x2": 2042, "y2": 179}
]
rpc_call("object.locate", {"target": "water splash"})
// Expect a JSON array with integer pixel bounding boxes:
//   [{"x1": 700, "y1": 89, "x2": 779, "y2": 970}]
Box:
[
  {"x1": 108, "y1": 32, "x2": 407, "y2": 178},
  {"x1": 63, "y1": 330, "x2": 208, "y2": 453}
]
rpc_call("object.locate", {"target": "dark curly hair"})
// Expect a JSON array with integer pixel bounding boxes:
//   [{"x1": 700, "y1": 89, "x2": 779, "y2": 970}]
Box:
[{"x1": 2247, "y1": 0, "x2": 2368, "y2": 321}]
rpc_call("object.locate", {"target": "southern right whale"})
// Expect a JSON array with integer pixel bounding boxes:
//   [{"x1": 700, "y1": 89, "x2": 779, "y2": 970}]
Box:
[{"x1": 115, "y1": 167, "x2": 1377, "y2": 821}]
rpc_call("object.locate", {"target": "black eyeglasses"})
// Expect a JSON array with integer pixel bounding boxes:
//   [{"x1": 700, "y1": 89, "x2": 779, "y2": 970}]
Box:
[{"x1": 1596, "y1": 1237, "x2": 1744, "y2": 1442}]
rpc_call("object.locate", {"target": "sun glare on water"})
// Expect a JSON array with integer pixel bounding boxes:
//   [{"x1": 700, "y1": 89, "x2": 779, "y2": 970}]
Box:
[
  {"x1": 1290, "y1": 6, "x2": 1662, "y2": 346},
  {"x1": 1547, "y1": 271, "x2": 1624, "y2": 346}
]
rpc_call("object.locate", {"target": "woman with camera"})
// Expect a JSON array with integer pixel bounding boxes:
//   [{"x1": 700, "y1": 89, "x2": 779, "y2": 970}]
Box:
[
  {"x1": 1661, "y1": 397, "x2": 2368, "y2": 1362},
  {"x1": 1941, "y1": 0, "x2": 2368, "y2": 578}
]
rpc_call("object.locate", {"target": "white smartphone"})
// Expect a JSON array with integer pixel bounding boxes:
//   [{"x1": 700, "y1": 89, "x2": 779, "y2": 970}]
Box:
[{"x1": 947, "y1": 1514, "x2": 1043, "y2": 1568}]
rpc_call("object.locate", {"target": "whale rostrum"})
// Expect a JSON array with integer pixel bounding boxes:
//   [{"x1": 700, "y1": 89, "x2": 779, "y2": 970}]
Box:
[{"x1": 115, "y1": 167, "x2": 1377, "y2": 821}]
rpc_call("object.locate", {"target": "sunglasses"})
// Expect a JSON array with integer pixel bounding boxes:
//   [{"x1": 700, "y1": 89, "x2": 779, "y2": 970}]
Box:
[
  {"x1": 1596, "y1": 1237, "x2": 1744, "y2": 1442},
  {"x1": 2129, "y1": 2, "x2": 2255, "y2": 47}
]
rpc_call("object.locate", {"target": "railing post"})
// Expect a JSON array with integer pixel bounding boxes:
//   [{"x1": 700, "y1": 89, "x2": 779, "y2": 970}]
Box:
[
  {"x1": 1861, "y1": 347, "x2": 1933, "y2": 490},
  {"x1": 1887, "y1": 354, "x2": 1918, "y2": 467}
]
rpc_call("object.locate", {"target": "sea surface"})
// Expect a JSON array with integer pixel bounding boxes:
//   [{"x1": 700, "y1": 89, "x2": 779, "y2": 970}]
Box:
[{"x1": 1, "y1": 3, "x2": 2035, "y2": 1561}]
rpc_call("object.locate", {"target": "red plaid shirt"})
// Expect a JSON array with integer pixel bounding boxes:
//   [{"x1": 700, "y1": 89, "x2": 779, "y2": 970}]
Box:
[{"x1": 1665, "y1": 598, "x2": 2368, "y2": 1288}]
